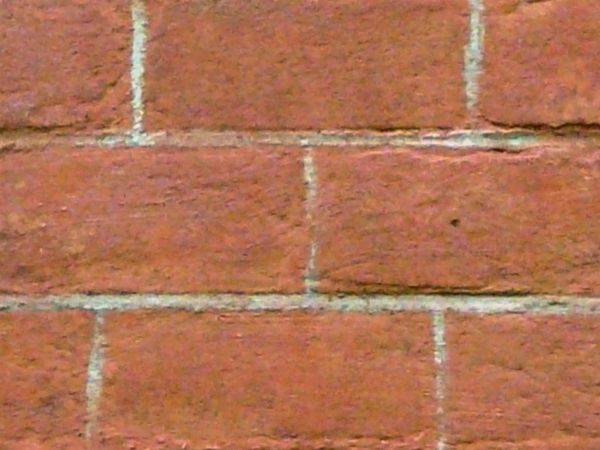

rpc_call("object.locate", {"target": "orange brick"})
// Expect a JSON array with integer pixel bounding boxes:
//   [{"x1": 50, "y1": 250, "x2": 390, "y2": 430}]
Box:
[
  {"x1": 0, "y1": 0, "x2": 131, "y2": 131},
  {"x1": 98, "y1": 312, "x2": 435, "y2": 449},
  {"x1": 446, "y1": 314, "x2": 600, "y2": 449},
  {"x1": 0, "y1": 311, "x2": 93, "y2": 449},
  {"x1": 0, "y1": 147, "x2": 307, "y2": 294},
  {"x1": 315, "y1": 146, "x2": 600, "y2": 295},
  {"x1": 145, "y1": 0, "x2": 467, "y2": 130}
]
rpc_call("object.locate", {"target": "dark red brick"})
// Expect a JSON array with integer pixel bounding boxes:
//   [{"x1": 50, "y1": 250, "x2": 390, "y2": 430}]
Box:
[
  {"x1": 316, "y1": 146, "x2": 600, "y2": 294},
  {"x1": 446, "y1": 314, "x2": 600, "y2": 449},
  {"x1": 481, "y1": 0, "x2": 600, "y2": 126},
  {"x1": 0, "y1": 147, "x2": 307, "y2": 294},
  {"x1": 98, "y1": 312, "x2": 435, "y2": 449},
  {"x1": 0, "y1": 0, "x2": 131, "y2": 131},
  {"x1": 146, "y1": 0, "x2": 467, "y2": 131},
  {"x1": 0, "y1": 311, "x2": 93, "y2": 449}
]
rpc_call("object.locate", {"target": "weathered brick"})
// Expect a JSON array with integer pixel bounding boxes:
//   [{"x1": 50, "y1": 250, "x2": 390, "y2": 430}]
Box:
[
  {"x1": 0, "y1": 0, "x2": 131, "y2": 131},
  {"x1": 98, "y1": 312, "x2": 435, "y2": 449},
  {"x1": 446, "y1": 314, "x2": 600, "y2": 449},
  {"x1": 0, "y1": 147, "x2": 307, "y2": 294},
  {"x1": 146, "y1": 0, "x2": 467, "y2": 131},
  {"x1": 0, "y1": 311, "x2": 93, "y2": 449},
  {"x1": 316, "y1": 146, "x2": 600, "y2": 294},
  {"x1": 481, "y1": 0, "x2": 600, "y2": 126}
]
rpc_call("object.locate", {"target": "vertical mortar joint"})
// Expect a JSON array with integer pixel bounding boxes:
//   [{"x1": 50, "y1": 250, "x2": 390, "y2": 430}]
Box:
[
  {"x1": 85, "y1": 311, "x2": 106, "y2": 444},
  {"x1": 433, "y1": 310, "x2": 448, "y2": 450},
  {"x1": 131, "y1": 0, "x2": 148, "y2": 143},
  {"x1": 303, "y1": 148, "x2": 319, "y2": 299},
  {"x1": 465, "y1": 0, "x2": 485, "y2": 116}
]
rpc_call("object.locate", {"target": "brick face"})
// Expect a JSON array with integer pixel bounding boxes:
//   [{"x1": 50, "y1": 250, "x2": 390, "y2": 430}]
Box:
[
  {"x1": 481, "y1": 0, "x2": 600, "y2": 126},
  {"x1": 0, "y1": 311, "x2": 93, "y2": 449},
  {"x1": 145, "y1": 0, "x2": 467, "y2": 131},
  {"x1": 3, "y1": 0, "x2": 600, "y2": 447},
  {"x1": 446, "y1": 314, "x2": 600, "y2": 449},
  {"x1": 315, "y1": 146, "x2": 600, "y2": 295},
  {"x1": 0, "y1": 147, "x2": 307, "y2": 294},
  {"x1": 0, "y1": 0, "x2": 131, "y2": 131},
  {"x1": 98, "y1": 312, "x2": 436, "y2": 449}
]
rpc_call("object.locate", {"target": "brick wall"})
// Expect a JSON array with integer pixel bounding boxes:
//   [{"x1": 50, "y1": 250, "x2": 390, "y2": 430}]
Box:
[{"x1": 1, "y1": 1, "x2": 600, "y2": 449}]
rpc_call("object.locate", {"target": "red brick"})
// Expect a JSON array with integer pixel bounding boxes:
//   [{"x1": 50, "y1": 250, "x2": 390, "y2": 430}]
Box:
[
  {"x1": 98, "y1": 312, "x2": 435, "y2": 449},
  {"x1": 316, "y1": 146, "x2": 600, "y2": 294},
  {"x1": 481, "y1": 0, "x2": 600, "y2": 126},
  {"x1": 146, "y1": 0, "x2": 467, "y2": 131},
  {"x1": 0, "y1": 0, "x2": 131, "y2": 131},
  {"x1": 0, "y1": 147, "x2": 307, "y2": 294},
  {"x1": 446, "y1": 314, "x2": 600, "y2": 450},
  {"x1": 0, "y1": 311, "x2": 93, "y2": 449}
]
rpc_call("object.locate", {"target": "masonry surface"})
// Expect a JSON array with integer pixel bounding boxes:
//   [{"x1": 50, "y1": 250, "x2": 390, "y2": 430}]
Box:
[{"x1": 1, "y1": 1, "x2": 600, "y2": 449}]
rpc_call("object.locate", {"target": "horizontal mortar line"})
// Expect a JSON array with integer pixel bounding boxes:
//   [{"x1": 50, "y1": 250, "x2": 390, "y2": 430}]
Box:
[
  {"x1": 2, "y1": 129, "x2": 600, "y2": 151},
  {"x1": 1, "y1": 294, "x2": 600, "y2": 315},
  {"x1": 147, "y1": 129, "x2": 541, "y2": 149}
]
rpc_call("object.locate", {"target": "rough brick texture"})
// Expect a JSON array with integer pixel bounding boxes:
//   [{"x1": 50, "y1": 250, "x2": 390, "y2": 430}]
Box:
[
  {"x1": 145, "y1": 0, "x2": 467, "y2": 130},
  {"x1": 98, "y1": 312, "x2": 435, "y2": 449},
  {"x1": 446, "y1": 314, "x2": 600, "y2": 449},
  {"x1": 0, "y1": 311, "x2": 93, "y2": 449},
  {"x1": 0, "y1": 147, "x2": 307, "y2": 294},
  {"x1": 3, "y1": 0, "x2": 600, "y2": 448},
  {"x1": 0, "y1": 0, "x2": 131, "y2": 131},
  {"x1": 482, "y1": 0, "x2": 600, "y2": 126},
  {"x1": 316, "y1": 146, "x2": 600, "y2": 295}
]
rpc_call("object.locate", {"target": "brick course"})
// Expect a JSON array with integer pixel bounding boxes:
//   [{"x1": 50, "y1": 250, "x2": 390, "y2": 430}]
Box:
[{"x1": 1, "y1": 0, "x2": 599, "y2": 447}]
